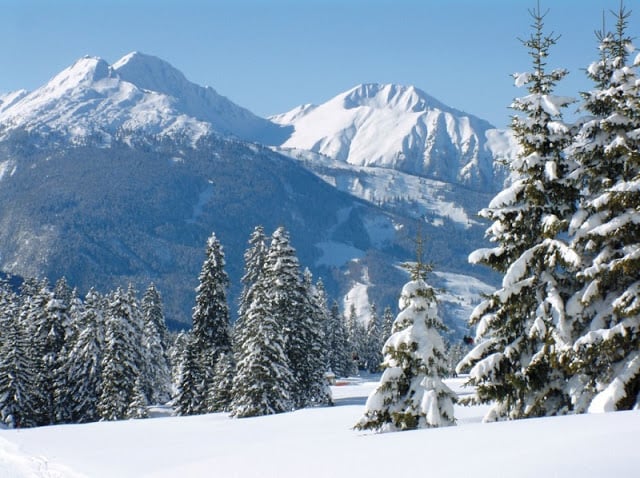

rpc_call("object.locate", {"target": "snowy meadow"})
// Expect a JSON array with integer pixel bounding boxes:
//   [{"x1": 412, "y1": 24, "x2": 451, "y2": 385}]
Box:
[{"x1": 0, "y1": 376, "x2": 637, "y2": 478}]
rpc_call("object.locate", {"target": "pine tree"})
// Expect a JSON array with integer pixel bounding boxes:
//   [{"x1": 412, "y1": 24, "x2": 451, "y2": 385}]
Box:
[
  {"x1": 363, "y1": 304, "x2": 384, "y2": 373},
  {"x1": 355, "y1": 243, "x2": 456, "y2": 431},
  {"x1": 65, "y1": 289, "x2": 106, "y2": 423},
  {"x1": 206, "y1": 351, "x2": 236, "y2": 412},
  {"x1": 235, "y1": 225, "x2": 267, "y2": 338},
  {"x1": 97, "y1": 287, "x2": 145, "y2": 421},
  {"x1": 566, "y1": 5, "x2": 640, "y2": 412},
  {"x1": 141, "y1": 284, "x2": 171, "y2": 405},
  {"x1": 262, "y1": 227, "x2": 308, "y2": 409},
  {"x1": 19, "y1": 278, "x2": 55, "y2": 426},
  {"x1": 176, "y1": 233, "x2": 233, "y2": 415},
  {"x1": 297, "y1": 269, "x2": 332, "y2": 407},
  {"x1": 326, "y1": 301, "x2": 354, "y2": 378},
  {"x1": 230, "y1": 275, "x2": 294, "y2": 417},
  {"x1": 49, "y1": 277, "x2": 78, "y2": 423},
  {"x1": 173, "y1": 332, "x2": 203, "y2": 416},
  {"x1": 457, "y1": 5, "x2": 579, "y2": 420},
  {"x1": 381, "y1": 306, "x2": 394, "y2": 346},
  {"x1": 346, "y1": 303, "x2": 365, "y2": 370},
  {"x1": 0, "y1": 282, "x2": 33, "y2": 428}
]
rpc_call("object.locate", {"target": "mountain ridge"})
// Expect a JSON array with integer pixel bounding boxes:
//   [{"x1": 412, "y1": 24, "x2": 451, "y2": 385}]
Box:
[
  {"x1": 271, "y1": 82, "x2": 510, "y2": 193},
  {"x1": 0, "y1": 53, "x2": 510, "y2": 333}
]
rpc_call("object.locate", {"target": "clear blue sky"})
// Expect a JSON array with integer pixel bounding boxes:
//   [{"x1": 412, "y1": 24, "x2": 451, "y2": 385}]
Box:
[{"x1": 2, "y1": 0, "x2": 638, "y2": 128}]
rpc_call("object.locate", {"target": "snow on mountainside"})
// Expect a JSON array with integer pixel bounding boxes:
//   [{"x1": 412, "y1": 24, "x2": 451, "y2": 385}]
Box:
[
  {"x1": 272, "y1": 83, "x2": 510, "y2": 193},
  {"x1": 0, "y1": 53, "x2": 289, "y2": 145}
]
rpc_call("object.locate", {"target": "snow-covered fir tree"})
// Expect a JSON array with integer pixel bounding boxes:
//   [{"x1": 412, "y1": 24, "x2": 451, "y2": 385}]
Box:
[
  {"x1": 381, "y1": 306, "x2": 394, "y2": 346},
  {"x1": 19, "y1": 278, "x2": 55, "y2": 426},
  {"x1": 64, "y1": 289, "x2": 106, "y2": 423},
  {"x1": 206, "y1": 351, "x2": 236, "y2": 412},
  {"x1": 325, "y1": 301, "x2": 354, "y2": 378},
  {"x1": 566, "y1": 5, "x2": 640, "y2": 412},
  {"x1": 141, "y1": 284, "x2": 171, "y2": 405},
  {"x1": 346, "y1": 303, "x2": 366, "y2": 370},
  {"x1": 0, "y1": 281, "x2": 33, "y2": 428},
  {"x1": 230, "y1": 271, "x2": 295, "y2": 417},
  {"x1": 297, "y1": 269, "x2": 332, "y2": 407},
  {"x1": 363, "y1": 303, "x2": 384, "y2": 373},
  {"x1": 173, "y1": 333, "x2": 203, "y2": 416},
  {"x1": 355, "y1": 240, "x2": 456, "y2": 432},
  {"x1": 457, "y1": 5, "x2": 579, "y2": 420},
  {"x1": 97, "y1": 287, "x2": 146, "y2": 421},
  {"x1": 261, "y1": 227, "x2": 311, "y2": 409},
  {"x1": 175, "y1": 233, "x2": 233, "y2": 415}
]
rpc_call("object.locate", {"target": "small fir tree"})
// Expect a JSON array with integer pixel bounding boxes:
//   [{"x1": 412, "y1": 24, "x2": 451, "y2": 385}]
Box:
[{"x1": 355, "y1": 238, "x2": 456, "y2": 431}]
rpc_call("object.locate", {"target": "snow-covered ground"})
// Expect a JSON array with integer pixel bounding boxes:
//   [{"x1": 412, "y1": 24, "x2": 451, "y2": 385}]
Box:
[{"x1": 0, "y1": 376, "x2": 637, "y2": 477}]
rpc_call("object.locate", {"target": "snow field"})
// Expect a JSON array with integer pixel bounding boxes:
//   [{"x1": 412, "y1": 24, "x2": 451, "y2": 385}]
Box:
[{"x1": 0, "y1": 376, "x2": 637, "y2": 478}]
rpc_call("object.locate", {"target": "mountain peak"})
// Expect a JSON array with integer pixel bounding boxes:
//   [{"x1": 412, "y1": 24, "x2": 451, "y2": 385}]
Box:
[
  {"x1": 113, "y1": 51, "x2": 190, "y2": 98},
  {"x1": 46, "y1": 56, "x2": 115, "y2": 93},
  {"x1": 341, "y1": 83, "x2": 449, "y2": 114}
]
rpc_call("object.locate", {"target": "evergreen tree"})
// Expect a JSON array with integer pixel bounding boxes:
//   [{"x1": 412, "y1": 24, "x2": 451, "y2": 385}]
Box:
[
  {"x1": 173, "y1": 333, "x2": 203, "y2": 416},
  {"x1": 355, "y1": 246, "x2": 456, "y2": 431},
  {"x1": 175, "y1": 233, "x2": 233, "y2": 415},
  {"x1": 49, "y1": 277, "x2": 78, "y2": 423},
  {"x1": 326, "y1": 301, "x2": 354, "y2": 378},
  {"x1": 97, "y1": 287, "x2": 146, "y2": 421},
  {"x1": 457, "y1": 5, "x2": 578, "y2": 420},
  {"x1": 65, "y1": 289, "x2": 106, "y2": 423},
  {"x1": 363, "y1": 304, "x2": 384, "y2": 373},
  {"x1": 296, "y1": 269, "x2": 332, "y2": 407},
  {"x1": 19, "y1": 278, "x2": 54, "y2": 426},
  {"x1": 141, "y1": 284, "x2": 171, "y2": 405},
  {"x1": 566, "y1": 5, "x2": 640, "y2": 412},
  {"x1": 206, "y1": 351, "x2": 236, "y2": 412},
  {"x1": 262, "y1": 227, "x2": 309, "y2": 409},
  {"x1": 0, "y1": 282, "x2": 33, "y2": 428},
  {"x1": 345, "y1": 303, "x2": 365, "y2": 370},
  {"x1": 381, "y1": 306, "x2": 395, "y2": 346},
  {"x1": 230, "y1": 275, "x2": 294, "y2": 417},
  {"x1": 235, "y1": 225, "x2": 267, "y2": 339}
]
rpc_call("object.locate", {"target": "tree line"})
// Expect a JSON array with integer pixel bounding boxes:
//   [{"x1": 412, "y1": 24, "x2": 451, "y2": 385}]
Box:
[{"x1": 0, "y1": 225, "x2": 401, "y2": 427}]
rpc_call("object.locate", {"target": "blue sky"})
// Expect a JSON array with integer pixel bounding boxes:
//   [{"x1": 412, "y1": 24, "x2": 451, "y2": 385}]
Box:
[{"x1": 2, "y1": 0, "x2": 639, "y2": 128}]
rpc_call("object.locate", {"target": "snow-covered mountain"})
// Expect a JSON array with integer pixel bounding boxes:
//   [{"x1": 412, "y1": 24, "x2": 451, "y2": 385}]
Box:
[
  {"x1": 272, "y1": 83, "x2": 512, "y2": 193},
  {"x1": 0, "y1": 52, "x2": 289, "y2": 145},
  {"x1": 0, "y1": 53, "x2": 509, "y2": 332}
]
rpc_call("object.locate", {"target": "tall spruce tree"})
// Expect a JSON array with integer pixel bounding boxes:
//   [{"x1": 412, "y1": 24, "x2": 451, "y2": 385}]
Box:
[
  {"x1": 19, "y1": 278, "x2": 55, "y2": 426},
  {"x1": 263, "y1": 227, "x2": 308, "y2": 409},
  {"x1": 97, "y1": 287, "x2": 146, "y2": 421},
  {"x1": 355, "y1": 242, "x2": 456, "y2": 431},
  {"x1": 457, "y1": 4, "x2": 579, "y2": 420},
  {"x1": 175, "y1": 233, "x2": 233, "y2": 415},
  {"x1": 566, "y1": 5, "x2": 640, "y2": 412},
  {"x1": 363, "y1": 304, "x2": 384, "y2": 373},
  {"x1": 297, "y1": 269, "x2": 332, "y2": 407},
  {"x1": 233, "y1": 225, "x2": 267, "y2": 360},
  {"x1": 141, "y1": 284, "x2": 171, "y2": 405},
  {"x1": 326, "y1": 301, "x2": 354, "y2": 378},
  {"x1": 230, "y1": 272, "x2": 295, "y2": 417},
  {"x1": 65, "y1": 289, "x2": 106, "y2": 423},
  {"x1": 0, "y1": 282, "x2": 33, "y2": 428}
]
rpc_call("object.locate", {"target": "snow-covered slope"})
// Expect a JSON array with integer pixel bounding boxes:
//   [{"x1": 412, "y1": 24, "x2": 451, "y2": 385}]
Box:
[
  {"x1": 0, "y1": 53, "x2": 289, "y2": 145},
  {"x1": 0, "y1": 377, "x2": 637, "y2": 478},
  {"x1": 272, "y1": 83, "x2": 510, "y2": 192}
]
